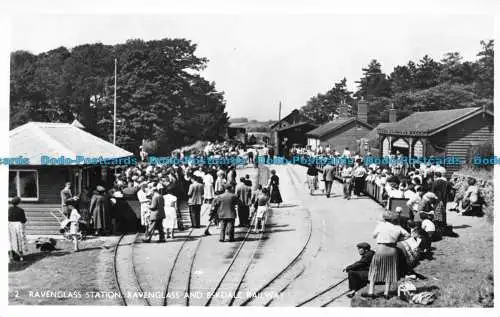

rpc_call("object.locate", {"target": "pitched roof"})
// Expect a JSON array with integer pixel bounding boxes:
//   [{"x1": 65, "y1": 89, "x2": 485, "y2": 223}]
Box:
[
  {"x1": 276, "y1": 121, "x2": 318, "y2": 132},
  {"x1": 306, "y1": 118, "x2": 373, "y2": 138},
  {"x1": 270, "y1": 109, "x2": 309, "y2": 130},
  {"x1": 365, "y1": 122, "x2": 391, "y2": 141},
  {"x1": 10, "y1": 122, "x2": 133, "y2": 165},
  {"x1": 377, "y1": 107, "x2": 493, "y2": 136}
]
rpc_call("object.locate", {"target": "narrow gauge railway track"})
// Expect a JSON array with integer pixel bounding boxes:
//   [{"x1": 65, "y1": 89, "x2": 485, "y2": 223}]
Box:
[
  {"x1": 240, "y1": 166, "x2": 314, "y2": 306},
  {"x1": 204, "y1": 211, "x2": 264, "y2": 306},
  {"x1": 113, "y1": 233, "x2": 151, "y2": 306},
  {"x1": 295, "y1": 278, "x2": 349, "y2": 307},
  {"x1": 203, "y1": 166, "x2": 268, "y2": 306},
  {"x1": 157, "y1": 166, "x2": 265, "y2": 307},
  {"x1": 289, "y1": 166, "x2": 352, "y2": 307},
  {"x1": 163, "y1": 228, "x2": 201, "y2": 306},
  {"x1": 163, "y1": 203, "x2": 214, "y2": 306}
]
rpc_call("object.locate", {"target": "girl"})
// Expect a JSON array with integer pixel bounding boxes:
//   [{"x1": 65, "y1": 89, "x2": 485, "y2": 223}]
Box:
[{"x1": 68, "y1": 202, "x2": 82, "y2": 252}]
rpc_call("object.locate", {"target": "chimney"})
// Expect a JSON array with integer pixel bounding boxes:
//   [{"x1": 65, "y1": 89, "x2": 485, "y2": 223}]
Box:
[
  {"x1": 357, "y1": 99, "x2": 368, "y2": 123},
  {"x1": 389, "y1": 104, "x2": 397, "y2": 123}
]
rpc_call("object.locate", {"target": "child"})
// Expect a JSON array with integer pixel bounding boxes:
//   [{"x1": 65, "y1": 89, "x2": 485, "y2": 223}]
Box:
[
  {"x1": 254, "y1": 188, "x2": 270, "y2": 233},
  {"x1": 420, "y1": 213, "x2": 435, "y2": 253},
  {"x1": 68, "y1": 203, "x2": 82, "y2": 252}
]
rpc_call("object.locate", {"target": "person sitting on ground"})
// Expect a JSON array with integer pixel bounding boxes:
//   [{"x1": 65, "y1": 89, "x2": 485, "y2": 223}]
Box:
[
  {"x1": 459, "y1": 177, "x2": 481, "y2": 216},
  {"x1": 396, "y1": 220, "x2": 423, "y2": 277},
  {"x1": 343, "y1": 242, "x2": 375, "y2": 298}
]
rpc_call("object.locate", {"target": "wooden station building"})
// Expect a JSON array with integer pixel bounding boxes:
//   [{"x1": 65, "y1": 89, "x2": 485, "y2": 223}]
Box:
[
  {"x1": 9, "y1": 121, "x2": 133, "y2": 235},
  {"x1": 377, "y1": 106, "x2": 494, "y2": 173}
]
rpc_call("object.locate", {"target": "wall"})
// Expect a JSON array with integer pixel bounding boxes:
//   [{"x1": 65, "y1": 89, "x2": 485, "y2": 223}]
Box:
[
  {"x1": 319, "y1": 122, "x2": 371, "y2": 152},
  {"x1": 431, "y1": 113, "x2": 494, "y2": 174}
]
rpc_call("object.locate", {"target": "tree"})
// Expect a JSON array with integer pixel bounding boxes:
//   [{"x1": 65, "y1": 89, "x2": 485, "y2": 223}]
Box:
[
  {"x1": 474, "y1": 39, "x2": 494, "y2": 99},
  {"x1": 10, "y1": 38, "x2": 228, "y2": 154},
  {"x1": 354, "y1": 59, "x2": 392, "y2": 100},
  {"x1": 414, "y1": 55, "x2": 441, "y2": 89},
  {"x1": 438, "y1": 52, "x2": 475, "y2": 85},
  {"x1": 300, "y1": 78, "x2": 353, "y2": 124},
  {"x1": 389, "y1": 61, "x2": 417, "y2": 94}
]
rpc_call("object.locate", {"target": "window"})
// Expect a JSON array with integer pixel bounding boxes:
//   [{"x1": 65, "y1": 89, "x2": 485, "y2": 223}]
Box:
[{"x1": 9, "y1": 170, "x2": 39, "y2": 201}]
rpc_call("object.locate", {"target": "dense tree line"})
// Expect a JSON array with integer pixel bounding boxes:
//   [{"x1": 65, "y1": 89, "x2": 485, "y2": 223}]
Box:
[
  {"x1": 300, "y1": 40, "x2": 494, "y2": 125},
  {"x1": 10, "y1": 38, "x2": 229, "y2": 154}
]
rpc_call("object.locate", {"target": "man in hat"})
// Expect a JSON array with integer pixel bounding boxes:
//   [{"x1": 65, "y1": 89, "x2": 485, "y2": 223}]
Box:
[
  {"x1": 322, "y1": 161, "x2": 335, "y2": 198},
  {"x1": 211, "y1": 184, "x2": 239, "y2": 242},
  {"x1": 236, "y1": 177, "x2": 252, "y2": 227},
  {"x1": 139, "y1": 145, "x2": 148, "y2": 162},
  {"x1": 187, "y1": 176, "x2": 204, "y2": 228},
  {"x1": 343, "y1": 242, "x2": 375, "y2": 298},
  {"x1": 60, "y1": 182, "x2": 73, "y2": 217},
  {"x1": 143, "y1": 184, "x2": 166, "y2": 243}
]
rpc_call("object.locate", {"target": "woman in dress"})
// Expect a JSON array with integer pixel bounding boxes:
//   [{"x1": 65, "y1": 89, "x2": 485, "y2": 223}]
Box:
[
  {"x1": 163, "y1": 188, "x2": 178, "y2": 239},
  {"x1": 9, "y1": 196, "x2": 27, "y2": 262},
  {"x1": 137, "y1": 182, "x2": 151, "y2": 230},
  {"x1": 203, "y1": 169, "x2": 215, "y2": 204},
  {"x1": 90, "y1": 186, "x2": 111, "y2": 236},
  {"x1": 363, "y1": 211, "x2": 410, "y2": 299},
  {"x1": 268, "y1": 169, "x2": 283, "y2": 207}
]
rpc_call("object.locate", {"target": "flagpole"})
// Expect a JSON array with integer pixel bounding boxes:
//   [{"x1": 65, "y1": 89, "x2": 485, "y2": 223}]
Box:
[
  {"x1": 278, "y1": 101, "x2": 281, "y2": 123},
  {"x1": 113, "y1": 58, "x2": 117, "y2": 145}
]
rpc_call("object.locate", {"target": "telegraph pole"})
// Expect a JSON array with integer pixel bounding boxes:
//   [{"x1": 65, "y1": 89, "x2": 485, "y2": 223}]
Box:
[{"x1": 113, "y1": 58, "x2": 117, "y2": 145}]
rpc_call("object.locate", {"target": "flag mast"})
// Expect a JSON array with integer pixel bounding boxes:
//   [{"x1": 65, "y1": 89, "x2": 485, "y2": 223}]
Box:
[{"x1": 113, "y1": 58, "x2": 117, "y2": 145}]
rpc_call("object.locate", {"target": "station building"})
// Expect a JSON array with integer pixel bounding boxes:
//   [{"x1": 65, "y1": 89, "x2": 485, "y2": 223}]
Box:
[
  {"x1": 377, "y1": 106, "x2": 494, "y2": 173},
  {"x1": 9, "y1": 120, "x2": 133, "y2": 235}
]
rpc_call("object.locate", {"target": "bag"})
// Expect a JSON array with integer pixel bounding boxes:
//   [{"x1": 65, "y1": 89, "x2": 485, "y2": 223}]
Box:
[
  {"x1": 398, "y1": 281, "x2": 417, "y2": 302},
  {"x1": 411, "y1": 291, "x2": 436, "y2": 305}
]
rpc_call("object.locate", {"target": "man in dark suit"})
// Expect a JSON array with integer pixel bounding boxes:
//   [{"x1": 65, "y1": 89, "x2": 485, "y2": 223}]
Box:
[
  {"x1": 236, "y1": 177, "x2": 252, "y2": 227},
  {"x1": 322, "y1": 162, "x2": 335, "y2": 198},
  {"x1": 212, "y1": 184, "x2": 239, "y2": 242},
  {"x1": 343, "y1": 242, "x2": 375, "y2": 297},
  {"x1": 187, "y1": 176, "x2": 204, "y2": 228},
  {"x1": 143, "y1": 184, "x2": 166, "y2": 243}
]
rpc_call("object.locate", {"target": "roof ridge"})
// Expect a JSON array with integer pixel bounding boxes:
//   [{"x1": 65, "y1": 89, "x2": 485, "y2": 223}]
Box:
[{"x1": 30, "y1": 123, "x2": 77, "y2": 157}]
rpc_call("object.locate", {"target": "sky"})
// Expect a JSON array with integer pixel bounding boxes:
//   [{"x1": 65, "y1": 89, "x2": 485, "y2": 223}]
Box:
[{"x1": 9, "y1": 14, "x2": 494, "y2": 121}]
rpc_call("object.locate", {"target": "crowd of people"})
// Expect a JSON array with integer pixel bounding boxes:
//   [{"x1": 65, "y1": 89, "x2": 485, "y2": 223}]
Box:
[
  {"x1": 56, "y1": 141, "x2": 281, "y2": 245},
  {"x1": 299, "y1": 148, "x2": 480, "y2": 300},
  {"x1": 10, "y1": 139, "x2": 483, "y2": 304}
]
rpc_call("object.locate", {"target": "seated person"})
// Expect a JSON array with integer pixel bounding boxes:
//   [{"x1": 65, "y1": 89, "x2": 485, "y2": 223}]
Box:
[
  {"x1": 343, "y1": 242, "x2": 375, "y2": 298},
  {"x1": 397, "y1": 220, "x2": 423, "y2": 272},
  {"x1": 460, "y1": 178, "x2": 481, "y2": 215}
]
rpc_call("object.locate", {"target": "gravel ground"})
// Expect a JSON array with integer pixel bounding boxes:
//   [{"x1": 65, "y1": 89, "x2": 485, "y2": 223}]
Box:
[{"x1": 9, "y1": 236, "x2": 120, "y2": 305}]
